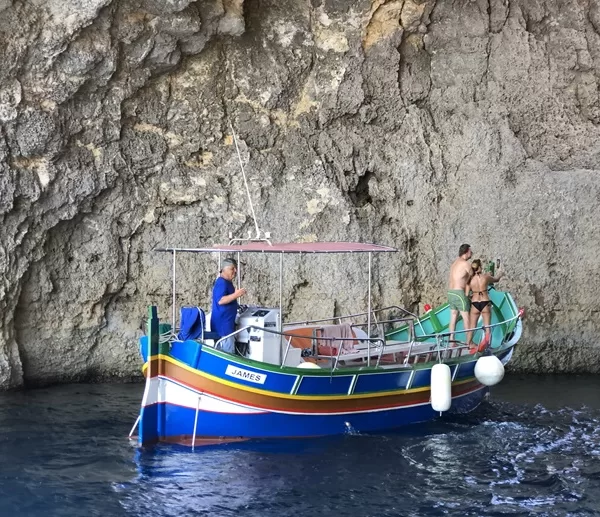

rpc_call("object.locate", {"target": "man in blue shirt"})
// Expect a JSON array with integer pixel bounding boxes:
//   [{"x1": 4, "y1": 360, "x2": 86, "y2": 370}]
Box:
[{"x1": 211, "y1": 258, "x2": 247, "y2": 354}]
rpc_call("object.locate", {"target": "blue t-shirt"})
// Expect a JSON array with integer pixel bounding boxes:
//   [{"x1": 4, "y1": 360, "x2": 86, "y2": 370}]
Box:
[{"x1": 211, "y1": 277, "x2": 238, "y2": 338}]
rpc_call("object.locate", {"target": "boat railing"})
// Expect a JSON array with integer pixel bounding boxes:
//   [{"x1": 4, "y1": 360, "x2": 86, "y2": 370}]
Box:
[
  {"x1": 311, "y1": 335, "x2": 388, "y2": 369},
  {"x1": 403, "y1": 312, "x2": 523, "y2": 363},
  {"x1": 214, "y1": 324, "x2": 388, "y2": 369},
  {"x1": 211, "y1": 312, "x2": 521, "y2": 371},
  {"x1": 163, "y1": 305, "x2": 417, "y2": 344},
  {"x1": 285, "y1": 305, "x2": 426, "y2": 336},
  {"x1": 344, "y1": 311, "x2": 522, "y2": 367},
  {"x1": 288, "y1": 321, "x2": 411, "y2": 369}
]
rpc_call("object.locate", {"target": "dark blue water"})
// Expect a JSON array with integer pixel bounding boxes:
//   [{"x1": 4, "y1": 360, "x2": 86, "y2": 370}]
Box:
[{"x1": 1, "y1": 375, "x2": 599, "y2": 517}]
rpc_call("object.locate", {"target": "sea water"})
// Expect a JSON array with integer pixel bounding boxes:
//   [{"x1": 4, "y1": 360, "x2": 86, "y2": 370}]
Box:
[{"x1": 0, "y1": 375, "x2": 599, "y2": 517}]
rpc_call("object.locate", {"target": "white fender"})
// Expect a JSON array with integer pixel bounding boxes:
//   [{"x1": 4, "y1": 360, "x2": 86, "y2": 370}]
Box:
[
  {"x1": 297, "y1": 362, "x2": 321, "y2": 369},
  {"x1": 474, "y1": 354, "x2": 505, "y2": 386},
  {"x1": 430, "y1": 363, "x2": 452, "y2": 412}
]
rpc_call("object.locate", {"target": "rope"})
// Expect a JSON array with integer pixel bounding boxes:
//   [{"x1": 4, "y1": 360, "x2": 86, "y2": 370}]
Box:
[
  {"x1": 159, "y1": 331, "x2": 172, "y2": 344},
  {"x1": 229, "y1": 121, "x2": 261, "y2": 239}
]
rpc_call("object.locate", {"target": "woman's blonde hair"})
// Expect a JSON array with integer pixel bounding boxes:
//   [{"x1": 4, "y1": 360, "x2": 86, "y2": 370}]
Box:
[{"x1": 471, "y1": 259, "x2": 482, "y2": 272}]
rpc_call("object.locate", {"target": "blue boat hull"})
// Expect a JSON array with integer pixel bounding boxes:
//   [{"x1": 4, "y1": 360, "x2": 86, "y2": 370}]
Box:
[{"x1": 139, "y1": 382, "x2": 488, "y2": 444}]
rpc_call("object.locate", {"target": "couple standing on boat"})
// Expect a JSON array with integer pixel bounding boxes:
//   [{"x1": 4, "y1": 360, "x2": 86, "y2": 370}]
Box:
[{"x1": 448, "y1": 244, "x2": 504, "y2": 351}]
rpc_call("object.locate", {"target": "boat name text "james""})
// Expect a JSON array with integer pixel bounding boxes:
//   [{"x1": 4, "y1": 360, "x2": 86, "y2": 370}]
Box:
[{"x1": 225, "y1": 365, "x2": 267, "y2": 384}]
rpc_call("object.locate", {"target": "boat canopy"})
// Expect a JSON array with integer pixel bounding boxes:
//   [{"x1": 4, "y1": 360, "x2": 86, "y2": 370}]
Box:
[{"x1": 155, "y1": 242, "x2": 397, "y2": 254}]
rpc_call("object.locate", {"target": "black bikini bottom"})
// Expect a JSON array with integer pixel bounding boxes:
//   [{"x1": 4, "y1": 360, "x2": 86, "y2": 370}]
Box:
[{"x1": 472, "y1": 300, "x2": 491, "y2": 312}]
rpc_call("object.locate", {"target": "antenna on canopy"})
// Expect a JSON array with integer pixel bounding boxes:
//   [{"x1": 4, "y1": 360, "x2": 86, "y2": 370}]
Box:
[{"x1": 228, "y1": 120, "x2": 272, "y2": 245}]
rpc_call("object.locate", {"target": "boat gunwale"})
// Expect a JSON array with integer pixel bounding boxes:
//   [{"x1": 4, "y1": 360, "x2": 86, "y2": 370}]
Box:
[{"x1": 146, "y1": 340, "x2": 513, "y2": 378}]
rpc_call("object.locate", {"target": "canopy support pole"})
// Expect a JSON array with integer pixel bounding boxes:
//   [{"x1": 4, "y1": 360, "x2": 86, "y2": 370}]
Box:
[
  {"x1": 367, "y1": 252, "x2": 372, "y2": 336},
  {"x1": 171, "y1": 249, "x2": 177, "y2": 330},
  {"x1": 279, "y1": 253, "x2": 283, "y2": 332},
  {"x1": 237, "y1": 251, "x2": 241, "y2": 289},
  {"x1": 367, "y1": 252, "x2": 372, "y2": 367}
]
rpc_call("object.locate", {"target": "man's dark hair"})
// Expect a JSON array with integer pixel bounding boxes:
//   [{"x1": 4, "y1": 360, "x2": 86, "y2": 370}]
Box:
[{"x1": 458, "y1": 244, "x2": 471, "y2": 256}]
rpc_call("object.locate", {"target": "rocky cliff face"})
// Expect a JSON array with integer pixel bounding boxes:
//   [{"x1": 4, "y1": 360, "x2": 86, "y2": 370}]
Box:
[{"x1": 0, "y1": 0, "x2": 599, "y2": 389}]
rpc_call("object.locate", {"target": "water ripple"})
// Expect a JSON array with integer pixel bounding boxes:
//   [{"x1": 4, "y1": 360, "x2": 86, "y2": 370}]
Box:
[{"x1": 1, "y1": 377, "x2": 600, "y2": 516}]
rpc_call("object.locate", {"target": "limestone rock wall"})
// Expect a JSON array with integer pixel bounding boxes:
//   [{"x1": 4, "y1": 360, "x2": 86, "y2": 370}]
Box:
[{"x1": 0, "y1": 0, "x2": 599, "y2": 388}]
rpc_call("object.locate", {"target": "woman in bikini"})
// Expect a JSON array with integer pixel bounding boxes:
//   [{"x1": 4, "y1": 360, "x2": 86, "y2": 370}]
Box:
[{"x1": 468, "y1": 259, "x2": 504, "y2": 352}]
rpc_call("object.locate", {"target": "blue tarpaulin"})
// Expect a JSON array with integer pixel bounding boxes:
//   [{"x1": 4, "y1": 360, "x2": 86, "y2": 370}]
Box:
[{"x1": 177, "y1": 307, "x2": 206, "y2": 341}]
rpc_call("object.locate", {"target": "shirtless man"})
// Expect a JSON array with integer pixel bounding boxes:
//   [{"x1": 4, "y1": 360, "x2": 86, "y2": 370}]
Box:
[{"x1": 447, "y1": 243, "x2": 473, "y2": 344}]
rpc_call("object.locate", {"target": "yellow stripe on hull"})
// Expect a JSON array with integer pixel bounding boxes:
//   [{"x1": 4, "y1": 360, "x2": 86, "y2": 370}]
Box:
[{"x1": 142, "y1": 354, "x2": 475, "y2": 401}]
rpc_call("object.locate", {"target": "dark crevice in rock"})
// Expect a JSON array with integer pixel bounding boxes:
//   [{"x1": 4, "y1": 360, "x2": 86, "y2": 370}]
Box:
[
  {"x1": 285, "y1": 279, "x2": 309, "y2": 316},
  {"x1": 348, "y1": 170, "x2": 373, "y2": 208}
]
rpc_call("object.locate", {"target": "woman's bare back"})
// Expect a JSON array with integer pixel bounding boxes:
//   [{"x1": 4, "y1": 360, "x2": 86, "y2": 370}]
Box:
[{"x1": 470, "y1": 273, "x2": 491, "y2": 301}]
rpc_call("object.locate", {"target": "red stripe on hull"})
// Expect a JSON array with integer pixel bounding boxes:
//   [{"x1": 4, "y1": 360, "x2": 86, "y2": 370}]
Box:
[{"x1": 157, "y1": 373, "x2": 485, "y2": 415}]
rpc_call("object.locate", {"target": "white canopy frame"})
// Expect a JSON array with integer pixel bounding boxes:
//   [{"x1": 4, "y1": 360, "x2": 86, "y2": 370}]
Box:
[{"x1": 158, "y1": 241, "x2": 397, "y2": 337}]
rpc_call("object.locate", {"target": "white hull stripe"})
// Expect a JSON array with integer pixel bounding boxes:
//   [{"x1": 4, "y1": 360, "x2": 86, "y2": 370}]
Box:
[
  {"x1": 142, "y1": 377, "x2": 265, "y2": 414},
  {"x1": 142, "y1": 377, "x2": 487, "y2": 417}
]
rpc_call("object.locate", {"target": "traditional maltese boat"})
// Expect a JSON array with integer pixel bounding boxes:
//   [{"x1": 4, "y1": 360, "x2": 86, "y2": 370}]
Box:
[{"x1": 131, "y1": 240, "x2": 523, "y2": 448}]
